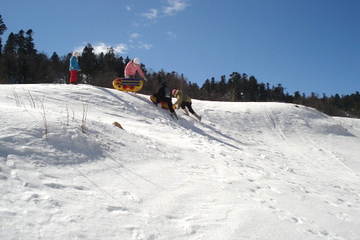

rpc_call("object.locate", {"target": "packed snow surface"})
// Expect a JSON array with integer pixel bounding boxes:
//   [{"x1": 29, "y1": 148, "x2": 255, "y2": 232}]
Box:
[{"x1": 1, "y1": 84, "x2": 359, "y2": 240}]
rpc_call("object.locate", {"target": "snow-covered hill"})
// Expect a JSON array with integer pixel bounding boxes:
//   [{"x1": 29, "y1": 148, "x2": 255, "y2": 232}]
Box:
[{"x1": 1, "y1": 84, "x2": 359, "y2": 240}]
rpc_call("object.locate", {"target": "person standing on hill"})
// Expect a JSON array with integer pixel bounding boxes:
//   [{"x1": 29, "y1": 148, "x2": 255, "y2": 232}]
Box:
[
  {"x1": 69, "y1": 51, "x2": 81, "y2": 85},
  {"x1": 124, "y1": 57, "x2": 147, "y2": 81},
  {"x1": 172, "y1": 89, "x2": 202, "y2": 121}
]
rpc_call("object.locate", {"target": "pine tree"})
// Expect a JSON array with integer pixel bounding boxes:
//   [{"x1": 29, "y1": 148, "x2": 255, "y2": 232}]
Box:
[
  {"x1": 50, "y1": 52, "x2": 63, "y2": 82},
  {"x1": 0, "y1": 15, "x2": 6, "y2": 35},
  {"x1": 97, "y1": 52, "x2": 104, "y2": 71},
  {"x1": 273, "y1": 84, "x2": 285, "y2": 101},
  {"x1": 124, "y1": 56, "x2": 131, "y2": 67},
  {"x1": 3, "y1": 33, "x2": 16, "y2": 55},
  {"x1": 218, "y1": 75, "x2": 227, "y2": 96},
  {"x1": 25, "y1": 29, "x2": 37, "y2": 56},
  {"x1": 2, "y1": 33, "x2": 17, "y2": 83},
  {"x1": 95, "y1": 47, "x2": 117, "y2": 87},
  {"x1": 0, "y1": 15, "x2": 7, "y2": 57},
  {"x1": 34, "y1": 53, "x2": 51, "y2": 83},
  {"x1": 228, "y1": 72, "x2": 241, "y2": 101},
  {"x1": 103, "y1": 47, "x2": 116, "y2": 72},
  {"x1": 258, "y1": 83, "x2": 267, "y2": 101},
  {"x1": 116, "y1": 56, "x2": 125, "y2": 77},
  {"x1": 50, "y1": 52, "x2": 60, "y2": 65},
  {"x1": 293, "y1": 91, "x2": 302, "y2": 104},
  {"x1": 201, "y1": 79, "x2": 211, "y2": 93},
  {"x1": 25, "y1": 30, "x2": 39, "y2": 83},
  {"x1": 15, "y1": 30, "x2": 28, "y2": 82},
  {"x1": 210, "y1": 77, "x2": 216, "y2": 93},
  {"x1": 0, "y1": 16, "x2": 8, "y2": 82},
  {"x1": 81, "y1": 43, "x2": 97, "y2": 84},
  {"x1": 247, "y1": 76, "x2": 259, "y2": 101}
]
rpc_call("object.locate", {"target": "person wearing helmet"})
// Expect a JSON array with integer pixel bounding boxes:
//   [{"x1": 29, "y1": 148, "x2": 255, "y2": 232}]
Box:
[
  {"x1": 172, "y1": 89, "x2": 202, "y2": 121},
  {"x1": 154, "y1": 82, "x2": 178, "y2": 119},
  {"x1": 69, "y1": 51, "x2": 81, "y2": 84},
  {"x1": 124, "y1": 57, "x2": 147, "y2": 81}
]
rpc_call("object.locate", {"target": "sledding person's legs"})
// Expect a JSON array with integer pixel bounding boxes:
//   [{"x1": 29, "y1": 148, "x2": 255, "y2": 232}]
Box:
[
  {"x1": 154, "y1": 95, "x2": 162, "y2": 108},
  {"x1": 186, "y1": 103, "x2": 195, "y2": 115},
  {"x1": 165, "y1": 98, "x2": 178, "y2": 119},
  {"x1": 162, "y1": 98, "x2": 175, "y2": 113},
  {"x1": 170, "y1": 112, "x2": 178, "y2": 119},
  {"x1": 181, "y1": 102, "x2": 201, "y2": 121},
  {"x1": 193, "y1": 112, "x2": 202, "y2": 121}
]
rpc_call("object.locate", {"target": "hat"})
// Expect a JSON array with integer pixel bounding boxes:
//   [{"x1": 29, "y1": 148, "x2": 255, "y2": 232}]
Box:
[
  {"x1": 133, "y1": 57, "x2": 140, "y2": 64},
  {"x1": 172, "y1": 89, "x2": 177, "y2": 96}
]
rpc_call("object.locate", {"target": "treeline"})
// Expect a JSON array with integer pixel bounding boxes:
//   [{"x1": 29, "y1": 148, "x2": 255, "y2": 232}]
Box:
[
  {"x1": 0, "y1": 17, "x2": 69, "y2": 85},
  {"x1": 192, "y1": 73, "x2": 360, "y2": 118},
  {"x1": 0, "y1": 16, "x2": 359, "y2": 118}
]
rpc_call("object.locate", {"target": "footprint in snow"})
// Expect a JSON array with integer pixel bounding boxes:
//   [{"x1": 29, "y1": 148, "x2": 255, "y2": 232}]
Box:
[
  {"x1": 44, "y1": 183, "x2": 66, "y2": 189},
  {"x1": 106, "y1": 206, "x2": 128, "y2": 212}
]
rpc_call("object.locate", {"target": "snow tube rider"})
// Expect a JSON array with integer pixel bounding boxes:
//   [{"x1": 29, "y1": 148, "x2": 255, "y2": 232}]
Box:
[
  {"x1": 124, "y1": 57, "x2": 147, "y2": 81},
  {"x1": 154, "y1": 82, "x2": 178, "y2": 120},
  {"x1": 172, "y1": 89, "x2": 202, "y2": 121}
]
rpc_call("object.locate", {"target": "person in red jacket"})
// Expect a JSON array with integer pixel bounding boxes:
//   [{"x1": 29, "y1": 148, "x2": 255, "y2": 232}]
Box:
[{"x1": 124, "y1": 57, "x2": 147, "y2": 81}]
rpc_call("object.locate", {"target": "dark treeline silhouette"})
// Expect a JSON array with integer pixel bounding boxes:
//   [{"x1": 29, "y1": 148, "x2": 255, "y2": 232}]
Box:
[{"x1": 0, "y1": 18, "x2": 359, "y2": 118}]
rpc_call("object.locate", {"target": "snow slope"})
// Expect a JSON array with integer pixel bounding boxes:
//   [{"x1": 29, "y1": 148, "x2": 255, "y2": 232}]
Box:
[{"x1": 1, "y1": 84, "x2": 359, "y2": 240}]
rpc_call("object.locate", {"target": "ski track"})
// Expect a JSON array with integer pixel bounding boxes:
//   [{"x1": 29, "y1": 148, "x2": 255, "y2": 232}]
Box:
[{"x1": 1, "y1": 84, "x2": 360, "y2": 240}]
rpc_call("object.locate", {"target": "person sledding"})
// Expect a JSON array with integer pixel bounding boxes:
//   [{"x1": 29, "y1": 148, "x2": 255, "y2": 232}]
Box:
[
  {"x1": 124, "y1": 57, "x2": 147, "y2": 81},
  {"x1": 172, "y1": 89, "x2": 202, "y2": 121},
  {"x1": 154, "y1": 82, "x2": 178, "y2": 120}
]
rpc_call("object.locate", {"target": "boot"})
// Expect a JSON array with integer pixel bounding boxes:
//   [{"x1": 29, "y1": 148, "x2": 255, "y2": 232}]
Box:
[
  {"x1": 170, "y1": 112, "x2": 178, "y2": 120},
  {"x1": 183, "y1": 108, "x2": 189, "y2": 116},
  {"x1": 193, "y1": 113, "x2": 202, "y2": 121}
]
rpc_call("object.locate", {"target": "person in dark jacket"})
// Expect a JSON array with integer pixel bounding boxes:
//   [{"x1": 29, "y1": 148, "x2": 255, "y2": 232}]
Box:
[
  {"x1": 172, "y1": 89, "x2": 201, "y2": 121},
  {"x1": 154, "y1": 82, "x2": 178, "y2": 119}
]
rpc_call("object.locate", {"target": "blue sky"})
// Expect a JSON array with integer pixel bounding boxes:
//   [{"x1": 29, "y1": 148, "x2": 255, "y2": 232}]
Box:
[{"x1": 2, "y1": 0, "x2": 359, "y2": 96}]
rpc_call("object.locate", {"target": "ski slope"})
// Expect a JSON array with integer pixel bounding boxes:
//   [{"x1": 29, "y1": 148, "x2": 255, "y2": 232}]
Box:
[{"x1": 0, "y1": 84, "x2": 359, "y2": 240}]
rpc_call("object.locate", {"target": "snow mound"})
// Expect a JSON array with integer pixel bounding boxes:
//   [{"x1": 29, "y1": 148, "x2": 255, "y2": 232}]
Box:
[{"x1": 1, "y1": 84, "x2": 359, "y2": 240}]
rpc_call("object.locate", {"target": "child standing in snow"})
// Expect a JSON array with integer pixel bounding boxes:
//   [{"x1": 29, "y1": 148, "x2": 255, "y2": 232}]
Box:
[
  {"x1": 172, "y1": 89, "x2": 202, "y2": 121},
  {"x1": 69, "y1": 51, "x2": 81, "y2": 84},
  {"x1": 124, "y1": 57, "x2": 147, "y2": 81},
  {"x1": 154, "y1": 82, "x2": 178, "y2": 119}
]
